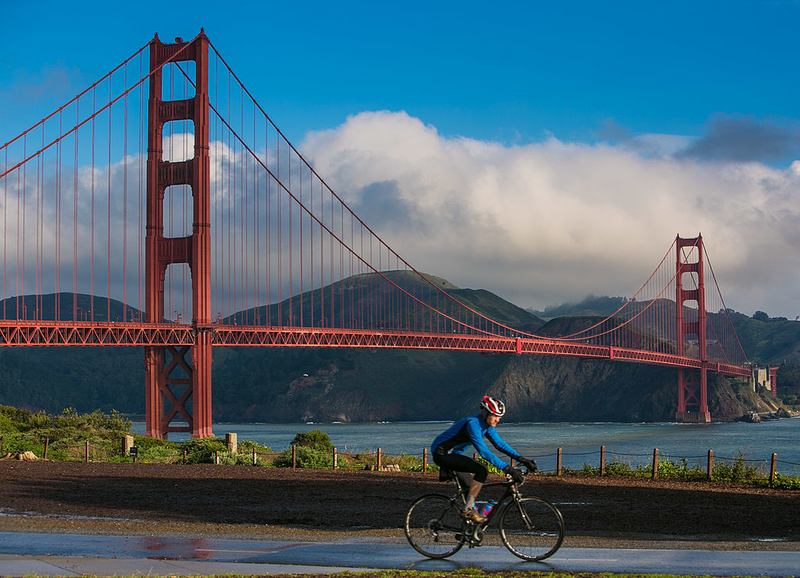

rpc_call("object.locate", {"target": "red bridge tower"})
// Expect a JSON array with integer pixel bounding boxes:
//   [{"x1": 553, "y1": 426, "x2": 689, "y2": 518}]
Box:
[
  {"x1": 145, "y1": 33, "x2": 213, "y2": 439},
  {"x1": 675, "y1": 234, "x2": 710, "y2": 422}
]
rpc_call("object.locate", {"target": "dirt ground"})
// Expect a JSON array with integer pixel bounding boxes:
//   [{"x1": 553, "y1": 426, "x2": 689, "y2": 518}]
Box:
[{"x1": 0, "y1": 461, "x2": 797, "y2": 550}]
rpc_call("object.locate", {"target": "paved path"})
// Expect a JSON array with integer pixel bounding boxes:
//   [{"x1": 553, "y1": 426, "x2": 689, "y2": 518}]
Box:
[{"x1": 0, "y1": 532, "x2": 798, "y2": 576}]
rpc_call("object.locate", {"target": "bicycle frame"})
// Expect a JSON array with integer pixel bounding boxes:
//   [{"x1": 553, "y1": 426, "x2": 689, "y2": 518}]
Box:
[{"x1": 452, "y1": 476, "x2": 530, "y2": 545}]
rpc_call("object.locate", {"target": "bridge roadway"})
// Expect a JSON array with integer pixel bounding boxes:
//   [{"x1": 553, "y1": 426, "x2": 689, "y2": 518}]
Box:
[
  {"x1": 0, "y1": 531, "x2": 798, "y2": 577},
  {"x1": 0, "y1": 321, "x2": 750, "y2": 377}
]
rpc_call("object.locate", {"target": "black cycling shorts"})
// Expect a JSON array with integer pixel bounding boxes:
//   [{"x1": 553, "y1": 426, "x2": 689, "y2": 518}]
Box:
[{"x1": 433, "y1": 447, "x2": 489, "y2": 484}]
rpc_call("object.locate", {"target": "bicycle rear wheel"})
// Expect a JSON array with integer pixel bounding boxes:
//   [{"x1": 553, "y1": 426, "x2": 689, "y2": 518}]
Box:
[
  {"x1": 499, "y1": 496, "x2": 564, "y2": 561},
  {"x1": 404, "y1": 493, "x2": 465, "y2": 558}
]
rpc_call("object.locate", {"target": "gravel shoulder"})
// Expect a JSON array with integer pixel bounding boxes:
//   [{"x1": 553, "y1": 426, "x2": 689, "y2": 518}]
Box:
[{"x1": 0, "y1": 461, "x2": 797, "y2": 551}]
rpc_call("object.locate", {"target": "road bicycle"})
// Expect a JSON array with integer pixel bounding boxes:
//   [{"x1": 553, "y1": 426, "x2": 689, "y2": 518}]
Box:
[{"x1": 404, "y1": 467, "x2": 564, "y2": 561}]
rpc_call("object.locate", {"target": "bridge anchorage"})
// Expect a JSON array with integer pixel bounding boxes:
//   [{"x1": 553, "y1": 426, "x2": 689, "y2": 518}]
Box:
[{"x1": 0, "y1": 32, "x2": 757, "y2": 436}]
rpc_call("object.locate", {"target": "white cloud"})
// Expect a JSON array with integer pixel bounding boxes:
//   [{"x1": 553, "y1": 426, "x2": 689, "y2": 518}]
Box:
[{"x1": 302, "y1": 111, "x2": 800, "y2": 318}]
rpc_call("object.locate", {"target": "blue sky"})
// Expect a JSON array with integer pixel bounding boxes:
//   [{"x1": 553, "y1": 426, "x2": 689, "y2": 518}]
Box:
[
  {"x1": 2, "y1": 0, "x2": 800, "y2": 317},
  {"x1": 3, "y1": 0, "x2": 798, "y2": 153}
]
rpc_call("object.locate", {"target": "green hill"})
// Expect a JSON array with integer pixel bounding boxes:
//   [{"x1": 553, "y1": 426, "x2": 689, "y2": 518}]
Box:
[{"x1": 228, "y1": 269, "x2": 545, "y2": 333}]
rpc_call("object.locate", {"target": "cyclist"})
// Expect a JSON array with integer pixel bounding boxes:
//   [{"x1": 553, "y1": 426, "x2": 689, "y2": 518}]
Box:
[{"x1": 431, "y1": 395, "x2": 537, "y2": 523}]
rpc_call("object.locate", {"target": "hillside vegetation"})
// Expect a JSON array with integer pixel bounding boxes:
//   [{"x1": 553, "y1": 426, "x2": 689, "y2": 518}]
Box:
[{"x1": 0, "y1": 280, "x2": 795, "y2": 423}]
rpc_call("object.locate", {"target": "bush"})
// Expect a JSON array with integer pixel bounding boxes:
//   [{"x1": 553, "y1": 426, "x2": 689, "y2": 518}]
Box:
[
  {"x1": 142, "y1": 444, "x2": 182, "y2": 463},
  {"x1": 217, "y1": 450, "x2": 258, "y2": 466},
  {"x1": 657, "y1": 456, "x2": 705, "y2": 480},
  {"x1": 712, "y1": 451, "x2": 763, "y2": 483},
  {"x1": 770, "y1": 473, "x2": 800, "y2": 490},
  {"x1": 383, "y1": 452, "x2": 423, "y2": 471},
  {"x1": 239, "y1": 439, "x2": 272, "y2": 454},
  {"x1": 0, "y1": 405, "x2": 132, "y2": 461},
  {"x1": 53, "y1": 408, "x2": 131, "y2": 434},
  {"x1": 291, "y1": 429, "x2": 333, "y2": 452},
  {"x1": 604, "y1": 460, "x2": 642, "y2": 477},
  {"x1": 274, "y1": 445, "x2": 333, "y2": 468},
  {"x1": 179, "y1": 437, "x2": 228, "y2": 464}
]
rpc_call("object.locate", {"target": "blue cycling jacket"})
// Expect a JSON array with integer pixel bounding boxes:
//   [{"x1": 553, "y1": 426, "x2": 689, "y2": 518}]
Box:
[{"x1": 431, "y1": 414, "x2": 521, "y2": 471}]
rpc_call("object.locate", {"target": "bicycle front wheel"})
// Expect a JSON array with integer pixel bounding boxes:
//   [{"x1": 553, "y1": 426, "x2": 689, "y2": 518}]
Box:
[
  {"x1": 499, "y1": 496, "x2": 564, "y2": 561},
  {"x1": 404, "y1": 493, "x2": 465, "y2": 559}
]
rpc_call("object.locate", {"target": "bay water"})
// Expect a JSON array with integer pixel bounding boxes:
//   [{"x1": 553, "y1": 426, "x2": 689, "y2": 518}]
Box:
[{"x1": 131, "y1": 417, "x2": 800, "y2": 476}]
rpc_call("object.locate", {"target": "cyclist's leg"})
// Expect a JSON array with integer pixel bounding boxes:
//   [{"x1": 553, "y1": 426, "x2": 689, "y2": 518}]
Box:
[
  {"x1": 454, "y1": 471, "x2": 473, "y2": 494},
  {"x1": 433, "y1": 452, "x2": 488, "y2": 515}
]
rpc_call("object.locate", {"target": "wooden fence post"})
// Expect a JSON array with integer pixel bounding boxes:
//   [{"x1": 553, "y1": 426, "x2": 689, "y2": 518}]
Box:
[
  {"x1": 377, "y1": 448, "x2": 382, "y2": 471},
  {"x1": 333, "y1": 447, "x2": 338, "y2": 470},
  {"x1": 122, "y1": 435, "x2": 134, "y2": 457},
  {"x1": 215, "y1": 450, "x2": 219, "y2": 465},
  {"x1": 423, "y1": 448, "x2": 428, "y2": 473},
  {"x1": 707, "y1": 449, "x2": 714, "y2": 480},
  {"x1": 556, "y1": 448, "x2": 562, "y2": 476},
  {"x1": 183, "y1": 450, "x2": 187, "y2": 464},
  {"x1": 652, "y1": 448, "x2": 659, "y2": 479},
  {"x1": 600, "y1": 445, "x2": 606, "y2": 476},
  {"x1": 43, "y1": 438, "x2": 49, "y2": 460},
  {"x1": 292, "y1": 445, "x2": 297, "y2": 469},
  {"x1": 770, "y1": 453, "x2": 777, "y2": 486},
  {"x1": 253, "y1": 446, "x2": 258, "y2": 466},
  {"x1": 85, "y1": 440, "x2": 89, "y2": 463},
  {"x1": 226, "y1": 433, "x2": 237, "y2": 455}
]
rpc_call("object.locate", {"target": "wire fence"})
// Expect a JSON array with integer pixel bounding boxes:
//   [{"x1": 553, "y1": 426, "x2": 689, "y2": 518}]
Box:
[{"x1": 2, "y1": 433, "x2": 799, "y2": 488}]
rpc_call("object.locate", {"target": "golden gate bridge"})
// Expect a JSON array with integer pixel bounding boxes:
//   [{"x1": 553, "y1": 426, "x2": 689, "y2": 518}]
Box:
[{"x1": 0, "y1": 32, "x2": 753, "y2": 439}]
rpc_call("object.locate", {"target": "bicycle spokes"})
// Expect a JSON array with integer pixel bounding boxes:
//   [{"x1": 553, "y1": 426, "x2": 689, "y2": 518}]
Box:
[
  {"x1": 499, "y1": 497, "x2": 564, "y2": 561},
  {"x1": 404, "y1": 494, "x2": 466, "y2": 559}
]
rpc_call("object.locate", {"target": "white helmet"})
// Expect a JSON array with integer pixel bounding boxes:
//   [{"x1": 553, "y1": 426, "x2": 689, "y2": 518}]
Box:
[{"x1": 481, "y1": 395, "x2": 506, "y2": 417}]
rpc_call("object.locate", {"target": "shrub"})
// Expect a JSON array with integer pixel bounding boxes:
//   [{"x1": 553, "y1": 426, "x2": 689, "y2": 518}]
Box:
[
  {"x1": 657, "y1": 456, "x2": 705, "y2": 480},
  {"x1": 574, "y1": 463, "x2": 599, "y2": 475},
  {"x1": 0, "y1": 405, "x2": 132, "y2": 460},
  {"x1": 239, "y1": 439, "x2": 272, "y2": 454},
  {"x1": 712, "y1": 451, "x2": 763, "y2": 483},
  {"x1": 274, "y1": 445, "x2": 333, "y2": 468},
  {"x1": 770, "y1": 473, "x2": 800, "y2": 490},
  {"x1": 217, "y1": 450, "x2": 257, "y2": 466},
  {"x1": 132, "y1": 435, "x2": 177, "y2": 452},
  {"x1": 291, "y1": 429, "x2": 333, "y2": 452},
  {"x1": 179, "y1": 437, "x2": 228, "y2": 464},
  {"x1": 385, "y1": 452, "x2": 423, "y2": 471},
  {"x1": 604, "y1": 460, "x2": 641, "y2": 477},
  {"x1": 143, "y1": 444, "x2": 182, "y2": 463}
]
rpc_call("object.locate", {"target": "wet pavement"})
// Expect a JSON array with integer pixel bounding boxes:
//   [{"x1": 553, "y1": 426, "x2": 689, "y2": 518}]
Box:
[{"x1": 0, "y1": 531, "x2": 799, "y2": 576}]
